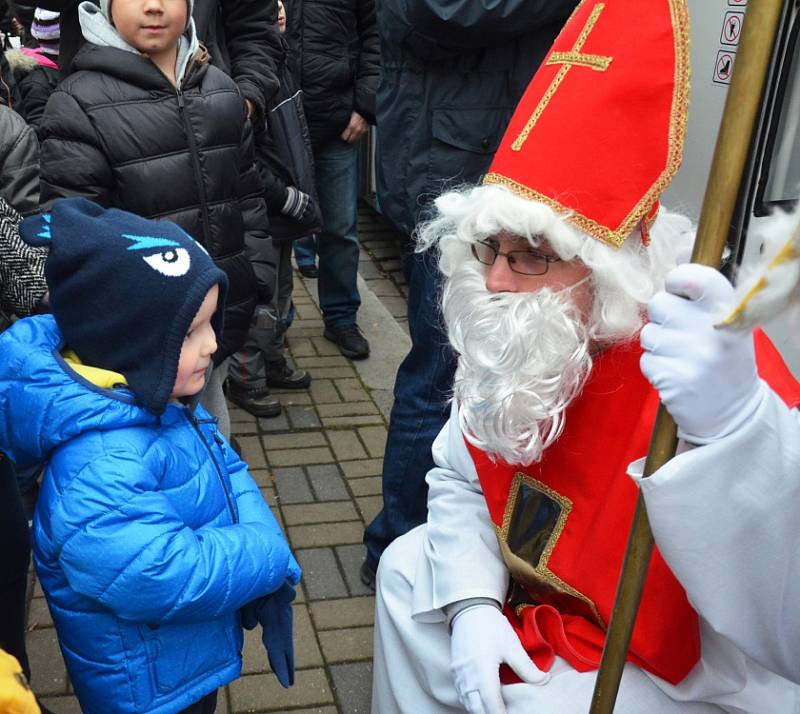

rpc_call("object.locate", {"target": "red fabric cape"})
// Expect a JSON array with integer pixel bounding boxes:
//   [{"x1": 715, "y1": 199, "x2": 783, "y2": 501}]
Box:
[{"x1": 467, "y1": 331, "x2": 800, "y2": 685}]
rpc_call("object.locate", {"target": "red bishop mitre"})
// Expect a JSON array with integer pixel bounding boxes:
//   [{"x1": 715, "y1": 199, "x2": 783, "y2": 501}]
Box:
[{"x1": 483, "y1": 0, "x2": 690, "y2": 247}]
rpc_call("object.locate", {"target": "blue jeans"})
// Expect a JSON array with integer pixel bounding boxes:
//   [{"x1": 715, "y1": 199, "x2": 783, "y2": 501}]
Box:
[
  {"x1": 363, "y1": 245, "x2": 457, "y2": 568},
  {"x1": 293, "y1": 235, "x2": 317, "y2": 268},
  {"x1": 314, "y1": 139, "x2": 361, "y2": 329}
]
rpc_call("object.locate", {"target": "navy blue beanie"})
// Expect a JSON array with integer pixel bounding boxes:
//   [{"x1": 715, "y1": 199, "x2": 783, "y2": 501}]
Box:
[{"x1": 20, "y1": 198, "x2": 228, "y2": 414}]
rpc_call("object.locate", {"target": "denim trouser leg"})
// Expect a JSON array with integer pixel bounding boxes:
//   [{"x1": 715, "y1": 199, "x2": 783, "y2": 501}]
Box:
[
  {"x1": 314, "y1": 139, "x2": 361, "y2": 329},
  {"x1": 293, "y1": 235, "x2": 317, "y2": 268},
  {"x1": 363, "y1": 247, "x2": 457, "y2": 568}
]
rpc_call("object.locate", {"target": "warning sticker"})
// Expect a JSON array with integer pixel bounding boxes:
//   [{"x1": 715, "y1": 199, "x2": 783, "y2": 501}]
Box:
[
  {"x1": 727, "y1": 0, "x2": 746, "y2": 6},
  {"x1": 713, "y1": 50, "x2": 736, "y2": 85},
  {"x1": 720, "y1": 12, "x2": 744, "y2": 46}
]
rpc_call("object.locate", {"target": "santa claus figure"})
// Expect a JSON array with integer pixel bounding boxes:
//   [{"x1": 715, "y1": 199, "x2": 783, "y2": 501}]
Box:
[{"x1": 371, "y1": 1, "x2": 800, "y2": 712}]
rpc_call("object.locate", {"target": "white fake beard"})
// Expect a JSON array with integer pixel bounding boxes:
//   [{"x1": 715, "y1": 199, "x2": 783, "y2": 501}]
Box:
[{"x1": 443, "y1": 260, "x2": 593, "y2": 466}]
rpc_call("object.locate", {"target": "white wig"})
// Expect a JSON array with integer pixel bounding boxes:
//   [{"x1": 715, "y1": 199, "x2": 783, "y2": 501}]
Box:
[
  {"x1": 416, "y1": 184, "x2": 695, "y2": 465},
  {"x1": 417, "y1": 183, "x2": 695, "y2": 343}
]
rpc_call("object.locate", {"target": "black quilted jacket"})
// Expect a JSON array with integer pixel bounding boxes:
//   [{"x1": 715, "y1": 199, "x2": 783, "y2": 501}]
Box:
[{"x1": 39, "y1": 44, "x2": 268, "y2": 361}]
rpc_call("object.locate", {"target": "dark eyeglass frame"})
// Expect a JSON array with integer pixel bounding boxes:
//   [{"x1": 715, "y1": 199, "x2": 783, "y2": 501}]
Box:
[{"x1": 470, "y1": 239, "x2": 563, "y2": 276}]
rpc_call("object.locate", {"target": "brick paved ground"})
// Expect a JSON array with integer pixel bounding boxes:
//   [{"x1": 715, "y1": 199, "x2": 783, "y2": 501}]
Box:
[{"x1": 27, "y1": 205, "x2": 408, "y2": 713}]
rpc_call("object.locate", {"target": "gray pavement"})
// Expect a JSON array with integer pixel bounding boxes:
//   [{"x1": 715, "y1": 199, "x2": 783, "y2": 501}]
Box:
[{"x1": 26, "y1": 205, "x2": 409, "y2": 713}]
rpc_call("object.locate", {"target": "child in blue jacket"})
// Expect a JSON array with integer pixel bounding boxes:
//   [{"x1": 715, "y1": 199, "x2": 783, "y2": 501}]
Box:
[{"x1": 0, "y1": 198, "x2": 301, "y2": 714}]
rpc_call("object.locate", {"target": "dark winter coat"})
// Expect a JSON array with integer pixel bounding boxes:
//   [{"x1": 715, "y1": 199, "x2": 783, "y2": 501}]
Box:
[
  {"x1": 34, "y1": 0, "x2": 281, "y2": 114},
  {"x1": 376, "y1": 0, "x2": 578, "y2": 236},
  {"x1": 5, "y1": 48, "x2": 59, "y2": 131},
  {"x1": 38, "y1": 44, "x2": 268, "y2": 361},
  {"x1": 285, "y1": 0, "x2": 380, "y2": 147},
  {"x1": 255, "y1": 33, "x2": 320, "y2": 244},
  {"x1": 0, "y1": 104, "x2": 39, "y2": 216}
]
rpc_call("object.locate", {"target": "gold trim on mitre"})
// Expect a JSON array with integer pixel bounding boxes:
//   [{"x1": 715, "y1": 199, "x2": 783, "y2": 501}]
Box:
[{"x1": 484, "y1": 0, "x2": 691, "y2": 248}]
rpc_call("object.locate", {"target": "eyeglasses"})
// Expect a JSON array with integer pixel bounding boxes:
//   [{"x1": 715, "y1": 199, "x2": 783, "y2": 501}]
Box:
[{"x1": 470, "y1": 239, "x2": 563, "y2": 276}]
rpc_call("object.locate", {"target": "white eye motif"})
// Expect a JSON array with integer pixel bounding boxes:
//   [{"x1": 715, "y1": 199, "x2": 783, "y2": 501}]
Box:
[{"x1": 143, "y1": 248, "x2": 191, "y2": 277}]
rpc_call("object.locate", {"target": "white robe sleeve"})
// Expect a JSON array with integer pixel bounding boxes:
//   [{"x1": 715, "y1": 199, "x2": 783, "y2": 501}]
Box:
[
  {"x1": 630, "y1": 385, "x2": 800, "y2": 684},
  {"x1": 411, "y1": 402, "x2": 510, "y2": 622}
]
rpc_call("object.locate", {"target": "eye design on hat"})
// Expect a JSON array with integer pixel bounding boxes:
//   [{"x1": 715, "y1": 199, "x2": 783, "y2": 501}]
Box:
[{"x1": 122, "y1": 233, "x2": 191, "y2": 277}]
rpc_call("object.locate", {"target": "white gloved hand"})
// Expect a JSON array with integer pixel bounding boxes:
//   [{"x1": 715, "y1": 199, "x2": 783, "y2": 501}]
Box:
[
  {"x1": 450, "y1": 605, "x2": 548, "y2": 714},
  {"x1": 640, "y1": 263, "x2": 764, "y2": 443}
]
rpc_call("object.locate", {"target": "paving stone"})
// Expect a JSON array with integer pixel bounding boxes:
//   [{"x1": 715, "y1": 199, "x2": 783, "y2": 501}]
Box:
[
  {"x1": 320, "y1": 415, "x2": 385, "y2": 429},
  {"x1": 229, "y1": 669, "x2": 333, "y2": 712},
  {"x1": 286, "y1": 708, "x2": 338, "y2": 714},
  {"x1": 329, "y1": 662, "x2": 373, "y2": 714},
  {"x1": 293, "y1": 317, "x2": 326, "y2": 329},
  {"x1": 296, "y1": 302, "x2": 322, "y2": 320},
  {"x1": 27, "y1": 628, "x2": 68, "y2": 695},
  {"x1": 367, "y1": 244, "x2": 397, "y2": 260},
  {"x1": 367, "y1": 279, "x2": 402, "y2": 297},
  {"x1": 335, "y1": 544, "x2": 373, "y2": 597},
  {"x1": 229, "y1": 407, "x2": 258, "y2": 425},
  {"x1": 379, "y1": 296, "x2": 409, "y2": 319},
  {"x1": 370, "y1": 388, "x2": 395, "y2": 421},
  {"x1": 274, "y1": 467, "x2": 313, "y2": 504},
  {"x1": 306, "y1": 464, "x2": 350, "y2": 501},
  {"x1": 310, "y1": 597, "x2": 375, "y2": 630},
  {"x1": 283, "y1": 501, "x2": 359, "y2": 526},
  {"x1": 38, "y1": 696, "x2": 82, "y2": 714},
  {"x1": 318, "y1": 627, "x2": 373, "y2": 663},
  {"x1": 296, "y1": 549, "x2": 348, "y2": 600},
  {"x1": 326, "y1": 430, "x2": 368, "y2": 461},
  {"x1": 347, "y1": 477, "x2": 382, "y2": 497},
  {"x1": 389, "y1": 270, "x2": 407, "y2": 286},
  {"x1": 27, "y1": 596, "x2": 53, "y2": 628},
  {"x1": 267, "y1": 446, "x2": 334, "y2": 467},
  {"x1": 286, "y1": 405, "x2": 322, "y2": 430},
  {"x1": 219, "y1": 686, "x2": 230, "y2": 712},
  {"x1": 356, "y1": 261, "x2": 383, "y2": 279},
  {"x1": 263, "y1": 431, "x2": 326, "y2": 451},
  {"x1": 290, "y1": 522, "x2": 364, "y2": 549},
  {"x1": 249, "y1": 468, "x2": 272, "y2": 488},
  {"x1": 290, "y1": 326, "x2": 327, "y2": 339},
  {"x1": 316, "y1": 403, "x2": 378, "y2": 418},
  {"x1": 355, "y1": 496, "x2": 383, "y2": 524},
  {"x1": 309, "y1": 367, "x2": 358, "y2": 380},
  {"x1": 256, "y1": 411, "x2": 290, "y2": 432},
  {"x1": 381, "y1": 259, "x2": 403, "y2": 273},
  {"x1": 333, "y1": 379, "x2": 370, "y2": 403},
  {"x1": 339, "y1": 459, "x2": 383, "y2": 479},
  {"x1": 309, "y1": 379, "x2": 341, "y2": 404},
  {"x1": 296, "y1": 356, "x2": 351, "y2": 368},
  {"x1": 357, "y1": 426, "x2": 388, "y2": 459},
  {"x1": 290, "y1": 337, "x2": 317, "y2": 357},
  {"x1": 33, "y1": 574, "x2": 45, "y2": 598},
  {"x1": 259, "y1": 487, "x2": 277, "y2": 507},
  {"x1": 236, "y1": 436, "x2": 267, "y2": 469},
  {"x1": 310, "y1": 337, "x2": 341, "y2": 356},
  {"x1": 276, "y1": 391, "x2": 313, "y2": 406}
]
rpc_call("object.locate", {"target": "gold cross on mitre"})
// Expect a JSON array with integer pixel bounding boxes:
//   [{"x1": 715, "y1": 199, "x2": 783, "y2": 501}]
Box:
[{"x1": 512, "y1": 3, "x2": 613, "y2": 152}]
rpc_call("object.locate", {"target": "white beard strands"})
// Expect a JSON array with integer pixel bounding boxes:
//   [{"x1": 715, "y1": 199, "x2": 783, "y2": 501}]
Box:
[{"x1": 443, "y1": 260, "x2": 593, "y2": 467}]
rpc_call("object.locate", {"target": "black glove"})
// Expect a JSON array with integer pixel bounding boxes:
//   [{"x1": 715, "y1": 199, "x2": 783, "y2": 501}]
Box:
[{"x1": 241, "y1": 579, "x2": 297, "y2": 688}]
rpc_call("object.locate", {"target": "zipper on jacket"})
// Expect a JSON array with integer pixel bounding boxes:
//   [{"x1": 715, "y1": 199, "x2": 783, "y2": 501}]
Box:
[
  {"x1": 176, "y1": 87, "x2": 214, "y2": 246},
  {"x1": 184, "y1": 408, "x2": 238, "y2": 524}
]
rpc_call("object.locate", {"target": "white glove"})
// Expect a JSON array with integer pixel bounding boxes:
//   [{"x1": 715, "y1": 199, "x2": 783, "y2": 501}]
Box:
[
  {"x1": 450, "y1": 604, "x2": 548, "y2": 714},
  {"x1": 640, "y1": 263, "x2": 764, "y2": 443}
]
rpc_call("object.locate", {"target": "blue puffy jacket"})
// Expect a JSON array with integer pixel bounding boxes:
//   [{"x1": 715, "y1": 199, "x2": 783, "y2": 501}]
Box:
[{"x1": 0, "y1": 315, "x2": 301, "y2": 714}]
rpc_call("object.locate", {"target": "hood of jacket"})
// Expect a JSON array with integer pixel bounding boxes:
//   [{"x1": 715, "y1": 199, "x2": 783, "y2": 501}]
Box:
[
  {"x1": 0, "y1": 315, "x2": 159, "y2": 466},
  {"x1": 77, "y1": 0, "x2": 199, "y2": 86}
]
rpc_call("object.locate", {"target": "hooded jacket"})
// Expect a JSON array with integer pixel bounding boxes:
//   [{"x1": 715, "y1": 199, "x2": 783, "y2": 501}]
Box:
[
  {"x1": 38, "y1": 9, "x2": 268, "y2": 361},
  {"x1": 0, "y1": 315, "x2": 300, "y2": 714}
]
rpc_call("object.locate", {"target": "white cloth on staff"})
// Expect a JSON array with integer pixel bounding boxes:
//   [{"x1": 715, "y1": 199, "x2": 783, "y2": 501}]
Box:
[{"x1": 372, "y1": 398, "x2": 800, "y2": 713}]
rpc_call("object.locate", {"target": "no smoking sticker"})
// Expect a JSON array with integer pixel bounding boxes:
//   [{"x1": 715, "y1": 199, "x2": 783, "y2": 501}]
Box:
[
  {"x1": 720, "y1": 12, "x2": 744, "y2": 46},
  {"x1": 713, "y1": 50, "x2": 736, "y2": 85}
]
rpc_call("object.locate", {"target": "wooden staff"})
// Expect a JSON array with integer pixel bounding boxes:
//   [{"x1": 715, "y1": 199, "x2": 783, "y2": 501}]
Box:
[{"x1": 589, "y1": 0, "x2": 787, "y2": 711}]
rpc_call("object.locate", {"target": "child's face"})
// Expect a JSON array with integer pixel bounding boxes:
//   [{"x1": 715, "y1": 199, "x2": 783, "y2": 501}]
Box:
[
  {"x1": 277, "y1": 0, "x2": 286, "y2": 32},
  {"x1": 172, "y1": 285, "x2": 218, "y2": 400},
  {"x1": 111, "y1": 0, "x2": 187, "y2": 61}
]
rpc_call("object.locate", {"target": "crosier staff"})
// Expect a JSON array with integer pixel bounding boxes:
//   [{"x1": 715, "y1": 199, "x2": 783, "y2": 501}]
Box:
[{"x1": 589, "y1": 1, "x2": 788, "y2": 712}]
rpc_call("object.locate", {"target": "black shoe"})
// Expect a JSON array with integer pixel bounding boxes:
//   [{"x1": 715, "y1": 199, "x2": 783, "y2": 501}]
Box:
[
  {"x1": 298, "y1": 264, "x2": 318, "y2": 279},
  {"x1": 265, "y1": 359, "x2": 312, "y2": 390},
  {"x1": 323, "y1": 324, "x2": 370, "y2": 360},
  {"x1": 227, "y1": 382, "x2": 282, "y2": 418},
  {"x1": 359, "y1": 559, "x2": 376, "y2": 592}
]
